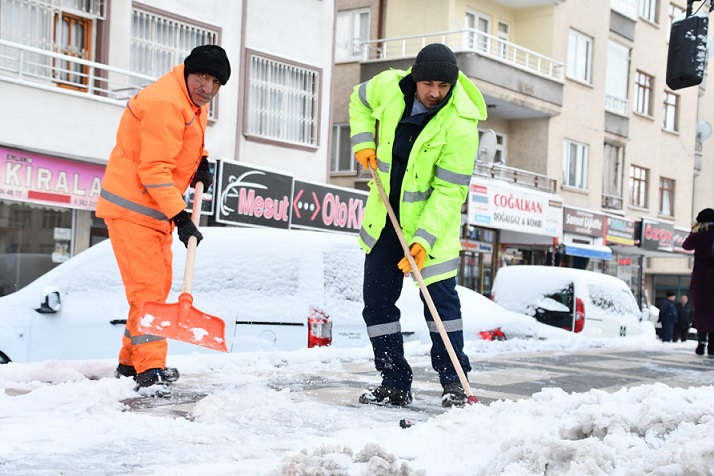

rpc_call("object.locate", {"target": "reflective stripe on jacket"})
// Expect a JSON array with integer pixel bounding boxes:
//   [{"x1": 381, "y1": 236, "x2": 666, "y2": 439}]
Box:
[
  {"x1": 96, "y1": 64, "x2": 207, "y2": 230},
  {"x1": 350, "y1": 69, "x2": 487, "y2": 285}
]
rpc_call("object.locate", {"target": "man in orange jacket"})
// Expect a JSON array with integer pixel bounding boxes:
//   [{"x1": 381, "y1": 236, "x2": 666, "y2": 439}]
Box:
[{"x1": 96, "y1": 45, "x2": 230, "y2": 395}]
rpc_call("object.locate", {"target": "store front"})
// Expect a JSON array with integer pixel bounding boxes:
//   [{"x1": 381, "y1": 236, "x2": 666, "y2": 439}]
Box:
[
  {"x1": 463, "y1": 177, "x2": 563, "y2": 294},
  {"x1": 0, "y1": 146, "x2": 106, "y2": 296},
  {"x1": 560, "y1": 206, "x2": 611, "y2": 270},
  {"x1": 603, "y1": 214, "x2": 643, "y2": 306}
]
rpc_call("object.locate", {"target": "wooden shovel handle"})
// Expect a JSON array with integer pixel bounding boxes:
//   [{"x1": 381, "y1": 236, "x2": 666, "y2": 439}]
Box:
[
  {"x1": 368, "y1": 166, "x2": 476, "y2": 402},
  {"x1": 181, "y1": 181, "x2": 203, "y2": 294}
]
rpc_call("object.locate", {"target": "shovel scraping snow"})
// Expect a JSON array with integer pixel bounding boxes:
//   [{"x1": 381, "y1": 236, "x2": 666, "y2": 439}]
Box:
[{"x1": 139, "y1": 182, "x2": 228, "y2": 353}]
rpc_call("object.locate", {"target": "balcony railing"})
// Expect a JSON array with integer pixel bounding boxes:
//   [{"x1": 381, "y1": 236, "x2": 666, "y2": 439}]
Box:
[
  {"x1": 601, "y1": 193, "x2": 624, "y2": 210},
  {"x1": 0, "y1": 39, "x2": 155, "y2": 105},
  {"x1": 361, "y1": 29, "x2": 564, "y2": 82},
  {"x1": 474, "y1": 162, "x2": 558, "y2": 194}
]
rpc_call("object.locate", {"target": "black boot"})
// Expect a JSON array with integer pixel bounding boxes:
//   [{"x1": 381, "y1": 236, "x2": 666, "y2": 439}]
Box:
[{"x1": 696, "y1": 343, "x2": 705, "y2": 356}]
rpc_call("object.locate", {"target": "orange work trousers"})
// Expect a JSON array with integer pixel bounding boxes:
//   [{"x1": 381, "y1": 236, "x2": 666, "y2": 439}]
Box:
[{"x1": 105, "y1": 218, "x2": 173, "y2": 374}]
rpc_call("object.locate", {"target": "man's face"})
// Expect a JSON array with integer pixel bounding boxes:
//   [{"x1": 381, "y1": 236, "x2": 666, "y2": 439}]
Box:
[
  {"x1": 415, "y1": 80, "x2": 452, "y2": 108},
  {"x1": 187, "y1": 73, "x2": 222, "y2": 107},
  {"x1": 681, "y1": 295, "x2": 688, "y2": 304}
]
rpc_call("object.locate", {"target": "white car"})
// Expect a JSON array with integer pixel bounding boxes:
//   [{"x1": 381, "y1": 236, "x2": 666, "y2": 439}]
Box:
[
  {"x1": 0, "y1": 227, "x2": 553, "y2": 364},
  {"x1": 491, "y1": 265, "x2": 654, "y2": 338}
]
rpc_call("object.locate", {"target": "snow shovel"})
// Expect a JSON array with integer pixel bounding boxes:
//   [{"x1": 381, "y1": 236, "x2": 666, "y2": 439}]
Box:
[
  {"x1": 368, "y1": 165, "x2": 478, "y2": 404},
  {"x1": 139, "y1": 181, "x2": 228, "y2": 353}
]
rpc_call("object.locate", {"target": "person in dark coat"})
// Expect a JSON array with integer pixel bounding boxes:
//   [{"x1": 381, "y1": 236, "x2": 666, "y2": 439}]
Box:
[
  {"x1": 682, "y1": 208, "x2": 714, "y2": 357},
  {"x1": 658, "y1": 291, "x2": 678, "y2": 342},
  {"x1": 674, "y1": 293, "x2": 694, "y2": 342}
]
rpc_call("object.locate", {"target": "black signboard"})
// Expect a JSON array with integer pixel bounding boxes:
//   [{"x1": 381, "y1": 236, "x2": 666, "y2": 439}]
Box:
[
  {"x1": 215, "y1": 161, "x2": 292, "y2": 229},
  {"x1": 673, "y1": 226, "x2": 693, "y2": 253},
  {"x1": 638, "y1": 218, "x2": 674, "y2": 252},
  {"x1": 291, "y1": 180, "x2": 367, "y2": 233}
]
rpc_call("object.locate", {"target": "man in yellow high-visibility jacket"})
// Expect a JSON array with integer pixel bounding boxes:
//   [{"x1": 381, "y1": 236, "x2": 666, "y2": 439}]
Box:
[{"x1": 349, "y1": 43, "x2": 487, "y2": 407}]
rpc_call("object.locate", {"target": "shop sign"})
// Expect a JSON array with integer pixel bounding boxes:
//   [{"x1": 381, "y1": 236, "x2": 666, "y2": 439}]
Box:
[
  {"x1": 460, "y1": 240, "x2": 494, "y2": 254},
  {"x1": 291, "y1": 180, "x2": 366, "y2": 233},
  {"x1": 467, "y1": 178, "x2": 563, "y2": 237},
  {"x1": 563, "y1": 207, "x2": 605, "y2": 237},
  {"x1": 215, "y1": 161, "x2": 292, "y2": 229},
  {"x1": 605, "y1": 215, "x2": 636, "y2": 246},
  {"x1": 673, "y1": 226, "x2": 693, "y2": 254},
  {"x1": 639, "y1": 218, "x2": 674, "y2": 252},
  {"x1": 0, "y1": 146, "x2": 104, "y2": 211}
]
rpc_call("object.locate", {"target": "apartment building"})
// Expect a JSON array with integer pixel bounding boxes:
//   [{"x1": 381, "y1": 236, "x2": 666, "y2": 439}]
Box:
[
  {"x1": 0, "y1": 0, "x2": 335, "y2": 295},
  {"x1": 331, "y1": 0, "x2": 703, "y2": 304}
]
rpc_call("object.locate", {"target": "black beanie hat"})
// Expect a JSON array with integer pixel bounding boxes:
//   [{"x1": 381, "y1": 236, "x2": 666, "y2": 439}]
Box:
[
  {"x1": 696, "y1": 208, "x2": 714, "y2": 223},
  {"x1": 184, "y1": 45, "x2": 231, "y2": 85},
  {"x1": 411, "y1": 43, "x2": 459, "y2": 85}
]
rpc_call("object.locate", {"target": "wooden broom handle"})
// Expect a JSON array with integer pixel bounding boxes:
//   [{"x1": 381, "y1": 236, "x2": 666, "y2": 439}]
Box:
[{"x1": 181, "y1": 181, "x2": 203, "y2": 294}]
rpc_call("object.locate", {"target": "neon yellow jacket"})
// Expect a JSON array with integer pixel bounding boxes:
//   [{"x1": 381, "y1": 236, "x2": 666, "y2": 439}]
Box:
[{"x1": 350, "y1": 69, "x2": 487, "y2": 285}]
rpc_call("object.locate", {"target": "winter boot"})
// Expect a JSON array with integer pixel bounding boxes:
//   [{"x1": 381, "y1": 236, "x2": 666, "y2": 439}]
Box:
[
  {"x1": 359, "y1": 385, "x2": 412, "y2": 406},
  {"x1": 441, "y1": 382, "x2": 467, "y2": 408},
  {"x1": 115, "y1": 364, "x2": 180, "y2": 383},
  {"x1": 134, "y1": 368, "x2": 173, "y2": 397},
  {"x1": 696, "y1": 343, "x2": 705, "y2": 356}
]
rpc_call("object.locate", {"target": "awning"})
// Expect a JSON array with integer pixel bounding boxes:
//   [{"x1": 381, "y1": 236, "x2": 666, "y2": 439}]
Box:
[{"x1": 564, "y1": 243, "x2": 613, "y2": 260}]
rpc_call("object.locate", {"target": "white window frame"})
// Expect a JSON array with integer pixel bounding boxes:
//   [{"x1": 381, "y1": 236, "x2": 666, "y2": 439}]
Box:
[
  {"x1": 563, "y1": 139, "x2": 588, "y2": 190},
  {"x1": 246, "y1": 50, "x2": 321, "y2": 148},
  {"x1": 640, "y1": 0, "x2": 659, "y2": 23},
  {"x1": 331, "y1": 123, "x2": 355, "y2": 174},
  {"x1": 634, "y1": 70, "x2": 654, "y2": 116},
  {"x1": 605, "y1": 41, "x2": 630, "y2": 115},
  {"x1": 663, "y1": 90, "x2": 679, "y2": 131},
  {"x1": 567, "y1": 29, "x2": 593, "y2": 84},
  {"x1": 465, "y1": 10, "x2": 491, "y2": 53},
  {"x1": 497, "y1": 21, "x2": 510, "y2": 59},
  {"x1": 335, "y1": 8, "x2": 370, "y2": 61}
]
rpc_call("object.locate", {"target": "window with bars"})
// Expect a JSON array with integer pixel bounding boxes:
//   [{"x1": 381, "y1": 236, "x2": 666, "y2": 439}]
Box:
[
  {"x1": 331, "y1": 124, "x2": 355, "y2": 173},
  {"x1": 563, "y1": 139, "x2": 588, "y2": 189},
  {"x1": 246, "y1": 51, "x2": 320, "y2": 148},
  {"x1": 659, "y1": 177, "x2": 675, "y2": 216},
  {"x1": 634, "y1": 70, "x2": 654, "y2": 116},
  {"x1": 567, "y1": 29, "x2": 592, "y2": 83},
  {"x1": 629, "y1": 165, "x2": 649, "y2": 208},
  {"x1": 663, "y1": 90, "x2": 679, "y2": 131},
  {"x1": 335, "y1": 8, "x2": 370, "y2": 61}
]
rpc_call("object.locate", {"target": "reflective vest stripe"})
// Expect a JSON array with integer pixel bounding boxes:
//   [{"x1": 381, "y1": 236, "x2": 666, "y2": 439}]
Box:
[
  {"x1": 436, "y1": 166, "x2": 472, "y2": 186},
  {"x1": 143, "y1": 182, "x2": 176, "y2": 189},
  {"x1": 351, "y1": 131, "x2": 374, "y2": 146},
  {"x1": 367, "y1": 321, "x2": 402, "y2": 338},
  {"x1": 403, "y1": 189, "x2": 432, "y2": 203},
  {"x1": 420, "y1": 257, "x2": 459, "y2": 281},
  {"x1": 124, "y1": 327, "x2": 166, "y2": 344},
  {"x1": 357, "y1": 81, "x2": 371, "y2": 109},
  {"x1": 360, "y1": 227, "x2": 377, "y2": 248},
  {"x1": 426, "y1": 318, "x2": 463, "y2": 333},
  {"x1": 100, "y1": 188, "x2": 169, "y2": 221},
  {"x1": 414, "y1": 227, "x2": 437, "y2": 247}
]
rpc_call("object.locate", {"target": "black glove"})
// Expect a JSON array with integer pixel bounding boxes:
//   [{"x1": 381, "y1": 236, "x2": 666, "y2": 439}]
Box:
[
  {"x1": 172, "y1": 210, "x2": 203, "y2": 247},
  {"x1": 190, "y1": 156, "x2": 213, "y2": 190}
]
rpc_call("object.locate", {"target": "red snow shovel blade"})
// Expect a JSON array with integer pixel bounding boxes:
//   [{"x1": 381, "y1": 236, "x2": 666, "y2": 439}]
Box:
[{"x1": 140, "y1": 292, "x2": 228, "y2": 352}]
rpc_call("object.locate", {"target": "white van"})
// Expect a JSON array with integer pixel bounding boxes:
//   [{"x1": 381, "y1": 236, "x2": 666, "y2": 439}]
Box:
[
  {"x1": 490, "y1": 265, "x2": 653, "y2": 338},
  {"x1": 0, "y1": 226, "x2": 558, "y2": 364}
]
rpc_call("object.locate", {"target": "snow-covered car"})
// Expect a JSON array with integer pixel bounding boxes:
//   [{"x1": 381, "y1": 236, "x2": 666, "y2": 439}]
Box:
[
  {"x1": 490, "y1": 265, "x2": 654, "y2": 338},
  {"x1": 0, "y1": 227, "x2": 552, "y2": 363}
]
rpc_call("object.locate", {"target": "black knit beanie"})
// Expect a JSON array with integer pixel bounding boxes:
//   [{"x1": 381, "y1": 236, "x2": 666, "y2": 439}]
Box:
[
  {"x1": 184, "y1": 45, "x2": 231, "y2": 85},
  {"x1": 411, "y1": 43, "x2": 459, "y2": 85},
  {"x1": 696, "y1": 208, "x2": 714, "y2": 223}
]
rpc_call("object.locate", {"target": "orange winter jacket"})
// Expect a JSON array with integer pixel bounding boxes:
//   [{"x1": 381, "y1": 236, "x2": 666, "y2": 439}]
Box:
[{"x1": 96, "y1": 64, "x2": 207, "y2": 231}]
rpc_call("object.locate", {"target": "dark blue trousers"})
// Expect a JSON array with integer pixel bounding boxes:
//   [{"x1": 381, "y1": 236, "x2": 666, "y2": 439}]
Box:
[{"x1": 363, "y1": 221, "x2": 471, "y2": 391}]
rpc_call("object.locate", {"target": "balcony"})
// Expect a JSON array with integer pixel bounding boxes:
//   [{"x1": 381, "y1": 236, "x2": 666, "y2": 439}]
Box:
[
  {"x1": 474, "y1": 162, "x2": 557, "y2": 194},
  {"x1": 360, "y1": 29, "x2": 564, "y2": 120},
  {"x1": 0, "y1": 39, "x2": 155, "y2": 105},
  {"x1": 601, "y1": 193, "x2": 624, "y2": 210}
]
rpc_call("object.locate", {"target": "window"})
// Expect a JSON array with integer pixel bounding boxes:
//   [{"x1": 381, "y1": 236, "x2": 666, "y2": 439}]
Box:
[
  {"x1": 629, "y1": 165, "x2": 649, "y2": 208},
  {"x1": 465, "y1": 11, "x2": 490, "y2": 53},
  {"x1": 611, "y1": 0, "x2": 638, "y2": 19},
  {"x1": 659, "y1": 177, "x2": 675, "y2": 216},
  {"x1": 335, "y1": 8, "x2": 369, "y2": 61},
  {"x1": 563, "y1": 140, "x2": 588, "y2": 190},
  {"x1": 605, "y1": 41, "x2": 630, "y2": 115},
  {"x1": 663, "y1": 91, "x2": 679, "y2": 131},
  {"x1": 246, "y1": 51, "x2": 320, "y2": 148},
  {"x1": 634, "y1": 71, "x2": 654, "y2": 116},
  {"x1": 53, "y1": 12, "x2": 91, "y2": 89},
  {"x1": 331, "y1": 124, "x2": 355, "y2": 173},
  {"x1": 567, "y1": 29, "x2": 592, "y2": 83},
  {"x1": 497, "y1": 21, "x2": 510, "y2": 59},
  {"x1": 603, "y1": 143, "x2": 625, "y2": 208},
  {"x1": 668, "y1": 3, "x2": 685, "y2": 40},
  {"x1": 640, "y1": 0, "x2": 659, "y2": 23},
  {"x1": 130, "y1": 9, "x2": 218, "y2": 78}
]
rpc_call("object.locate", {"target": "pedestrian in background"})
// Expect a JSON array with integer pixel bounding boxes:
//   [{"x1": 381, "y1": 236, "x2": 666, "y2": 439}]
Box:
[
  {"x1": 673, "y1": 293, "x2": 693, "y2": 342},
  {"x1": 682, "y1": 208, "x2": 714, "y2": 357},
  {"x1": 658, "y1": 291, "x2": 678, "y2": 343},
  {"x1": 349, "y1": 43, "x2": 487, "y2": 407},
  {"x1": 97, "y1": 45, "x2": 230, "y2": 393}
]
